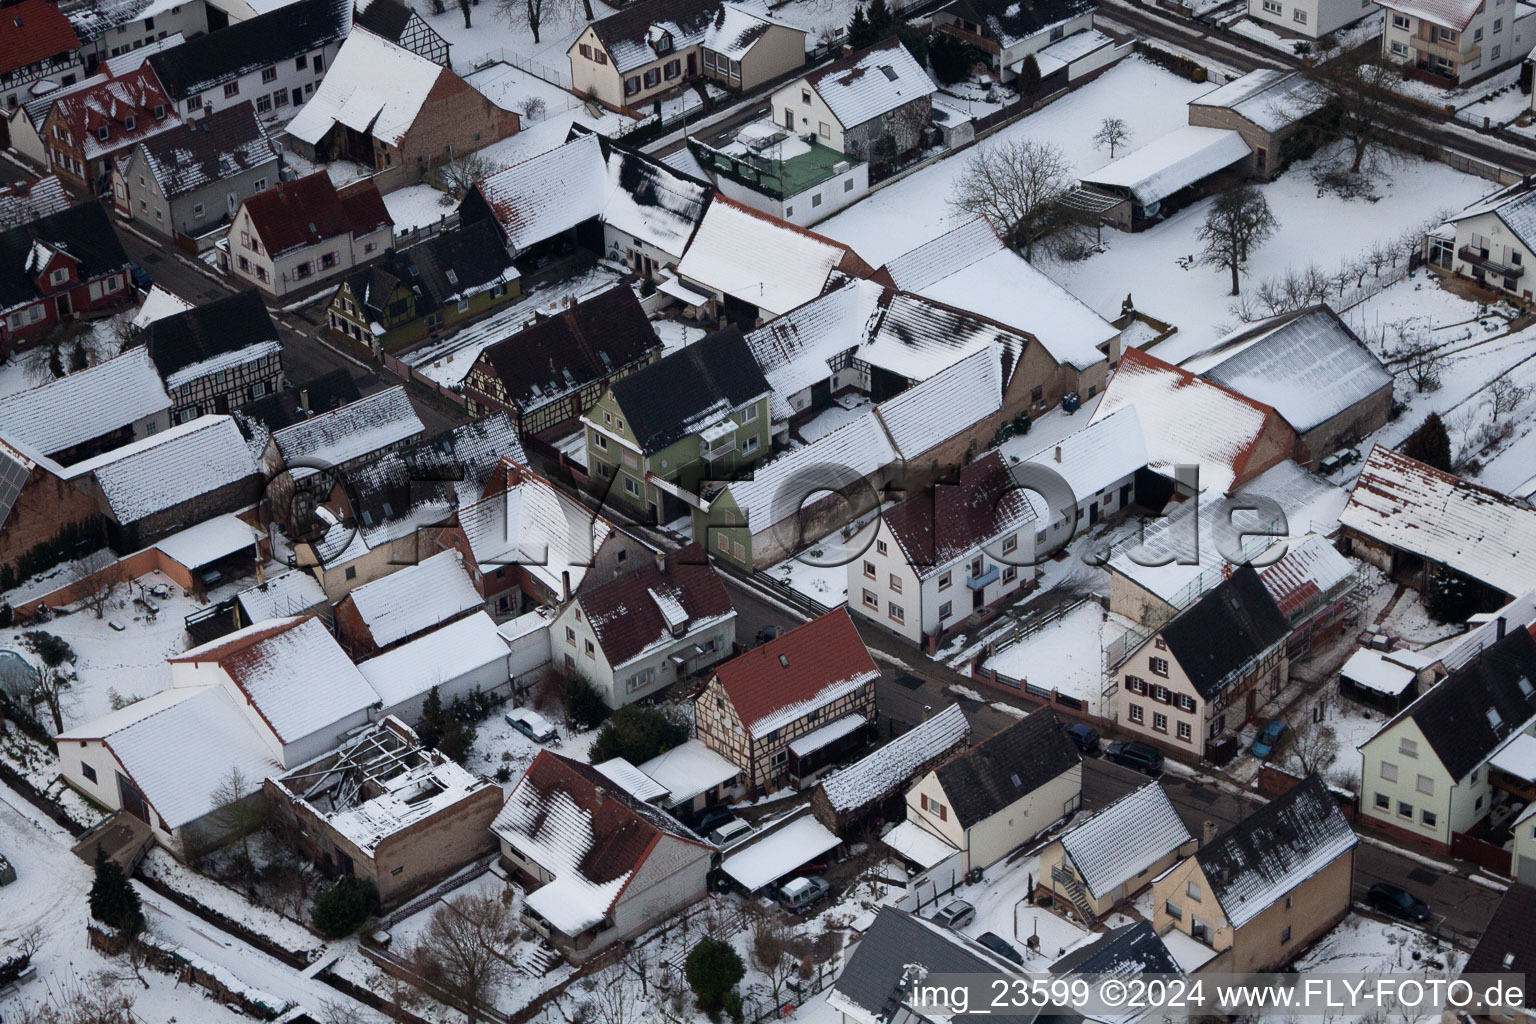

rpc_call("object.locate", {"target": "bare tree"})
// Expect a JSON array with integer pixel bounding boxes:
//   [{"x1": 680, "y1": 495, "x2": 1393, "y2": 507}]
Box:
[
  {"x1": 1384, "y1": 320, "x2": 1445, "y2": 393},
  {"x1": 208, "y1": 766, "x2": 266, "y2": 862},
  {"x1": 749, "y1": 912, "x2": 806, "y2": 1013},
  {"x1": 1092, "y1": 117, "x2": 1131, "y2": 159},
  {"x1": 71, "y1": 551, "x2": 125, "y2": 620},
  {"x1": 1284, "y1": 717, "x2": 1338, "y2": 778},
  {"x1": 417, "y1": 892, "x2": 515, "y2": 1023},
  {"x1": 430, "y1": 150, "x2": 499, "y2": 200},
  {"x1": 518, "y1": 96, "x2": 548, "y2": 122},
  {"x1": 316, "y1": 1000, "x2": 370, "y2": 1024},
  {"x1": 1308, "y1": 52, "x2": 1410, "y2": 179},
  {"x1": 1197, "y1": 185, "x2": 1278, "y2": 295},
  {"x1": 457, "y1": 0, "x2": 473, "y2": 26},
  {"x1": 12, "y1": 633, "x2": 76, "y2": 734},
  {"x1": 496, "y1": 0, "x2": 554, "y2": 44},
  {"x1": 1487, "y1": 376, "x2": 1531, "y2": 420},
  {"x1": 949, "y1": 138, "x2": 1077, "y2": 262},
  {"x1": 9, "y1": 971, "x2": 137, "y2": 1024}
]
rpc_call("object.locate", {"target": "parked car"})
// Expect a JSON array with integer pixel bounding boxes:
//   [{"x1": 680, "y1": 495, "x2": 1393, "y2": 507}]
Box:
[
  {"x1": 755, "y1": 625, "x2": 784, "y2": 646},
  {"x1": 1065, "y1": 723, "x2": 1101, "y2": 755},
  {"x1": 931, "y1": 899, "x2": 976, "y2": 929},
  {"x1": 129, "y1": 262, "x2": 152, "y2": 289},
  {"x1": 777, "y1": 875, "x2": 830, "y2": 913},
  {"x1": 1104, "y1": 740, "x2": 1163, "y2": 775},
  {"x1": 694, "y1": 807, "x2": 736, "y2": 837},
  {"x1": 1251, "y1": 720, "x2": 1288, "y2": 758},
  {"x1": 975, "y1": 932, "x2": 1023, "y2": 965},
  {"x1": 1367, "y1": 882, "x2": 1431, "y2": 923},
  {"x1": 708, "y1": 818, "x2": 754, "y2": 847},
  {"x1": 505, "y1": 707, "x2": 559, "y2": 744}
]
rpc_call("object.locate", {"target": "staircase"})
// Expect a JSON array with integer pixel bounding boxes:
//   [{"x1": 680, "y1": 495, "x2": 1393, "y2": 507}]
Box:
[
  {"x1": 515, "y1": 942, "x2": 563, "y2": 978},
  {"x1": 1051, "y1": 865, "x2": 1100, "y2": 927}
]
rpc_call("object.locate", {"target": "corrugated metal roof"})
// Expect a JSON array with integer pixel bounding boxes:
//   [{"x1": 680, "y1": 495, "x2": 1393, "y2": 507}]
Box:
[
  {"x1": 0, "y1": 348, "x2": 170, "y2": 457},
  {"x1": 1060, "y1": 783, "x2": 1191, "y2": 900}
]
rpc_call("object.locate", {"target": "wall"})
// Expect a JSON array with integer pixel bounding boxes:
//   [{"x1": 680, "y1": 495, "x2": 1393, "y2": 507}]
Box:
[
  {"x1": 361, "y1": 783, "x2": 501, "y2": 909},
  {"x1": 964, "y1": 764, "x2": 1081, "y2": 872},
  {"x1": 1113, "y1": 638, "x2": 1207, "y2": 753},
  {"x1": 569, "y1": 27, "x2": 625, "y2": 108},
  {"x1": 604, "y1": 832, "x2": 710, "y2": 948},
  {"x1": 771, "y1": 79, "x2": 847, "y2": 153},
  {"x1": 376, "y1": 74, "x2": 520, "y2": 194},
  {"x1": 905, "y1": 772, "x2": 968, "y2": 860},
  {"x1": 86, "y1": 1, "x2": 209, "y2": 62},
  {"x1": 1358, "y1": 716, "x2": 1456, "y2": 847},
  {"x1": 737, "y1": 25, "x2": 806, "y2": 91},
  {"x1": 174, "y1": 41, "x2": 340, "y2": 125},
  {"x1": 1230, "y1": 847, "x2": 1354, "y2": 974},
  {"x1": 1153, "y1": 859, "x2": 1233, "y2": 955},
  {"x1": 1246, "y1": 0, "x2": 1370, "y2": 40},
  {"x1": 1293, "y1": 384, "x2": 1393, "y2": 469},
  {"x1": 1451, "y1": 210, "x2": 1536, "y2": 303},
  {"x1": 1186, "y1": 104, "x2": 1283, "y2": 179},
  {"x1": 0, "y1": 469, "x2": 109, "y2": 579},
  {"x1": 110, "y1": 471, "x2": 266, "y2": 553}
]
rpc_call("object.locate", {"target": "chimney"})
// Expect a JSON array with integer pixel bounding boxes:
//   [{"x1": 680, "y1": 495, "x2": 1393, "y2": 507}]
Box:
[
  {"x1": 1054, "y1": 445, "x2": 1062, "y2": 463},
  {"x1": 254, "y1": 561, "x2": 267, "y2": 586},
  {"x1": 298, "y1": 388, "x2": 310, "y2": 413},
  {"x1": 594, "y1": 786, "x2": 606, "y2": 805},
  {"x1": 561, "y1": 569, "x2": 571, "y2": 602},
  {"x1": 1498, "y1": 616, "x2": 1507, "y2": 640},
  {"x1": 1202, "y1": 820, "x2": 1217, "y2": 847},
  {"x1": 654, "y1": 548, "x2": 667, "y2": 572}
]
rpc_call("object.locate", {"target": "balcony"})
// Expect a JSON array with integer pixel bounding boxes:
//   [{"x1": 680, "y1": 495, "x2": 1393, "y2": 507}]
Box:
[
  {"x1": 699, "y1": 419, "x2": 738, "y2": 460},
  {"x1": 1414, "y1": 34, "x2": 1477, "y2": 63},
  {"x1": 966, "y1": 564, "x2": 1000, "y2": 590},
  {"x1": 1459, "y1": 246, "x2": 1525, "y2": 278}
]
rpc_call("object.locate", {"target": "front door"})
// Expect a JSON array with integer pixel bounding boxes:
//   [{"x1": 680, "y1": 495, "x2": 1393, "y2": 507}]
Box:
[
  {"x1": 1089, "y1": 501, "x2": 1099, "y2": 525},
  {"x1": 117, "y1": 772, "x2": 149, "y2": 824},
  {"x1": 783, "y1": 107, "x2": 794, "y2": 129},
  {"x1": 972, "y1": 586, "x2": 984, "y2": 611},
  {"x1": 1191, "y1": 917, "x2": 1212, "y2": 943},
  {"x1": 55, "y1": 293, "x2": 72, "y2": 319},
  {"x1": 1120, "y1": 483, "x2": 1133, "y2": 507},
  {"x1": 687, "y1": 53, "x2": 696, "y2": 76}
]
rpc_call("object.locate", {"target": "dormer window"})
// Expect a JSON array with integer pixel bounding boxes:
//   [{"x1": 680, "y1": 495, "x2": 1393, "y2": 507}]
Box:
[
  {"x1": 153, "y1": 104, "x2": 165, "y2": 120},
  {"x1": 124, "y1": 116, "x2": 135, "y2": 131},
  {"x1": 97, "y1": 125, "x2": 109, "y2": 141},
  {"x1": 49, "y1": 268, "x2": 69, "y2": 285},
  {"x1": 655, "y1": 35, "x2": 672, "y2": 53}
]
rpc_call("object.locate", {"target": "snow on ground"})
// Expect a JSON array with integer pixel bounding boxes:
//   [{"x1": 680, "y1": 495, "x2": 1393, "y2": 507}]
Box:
[
  {"x1": 1050, "y1": 150, "x2": 1491, "y2": 361},
  {"x1": 818, "y1": 57, "x2": 1212, "y2": 267},
  {"x1": 383, "y1": 183, "x2": 456, "y2": 234},
  {"x1": 1298, "y1": 911, "x2": 1464, "y2": 976},
  {"x1": 768, "y1": 550, "x2": 851, "y2": 609},
  {"x1": 652, "y1": 317, "x2": 708, "y2": 354},
  {"x1": 982, "y1": 601, "x2": 1115, "y2": 707},
  {"x1": 940, "y1": 847, "x2": 1094, "y2": 966},
  {"x1": 465, "y1": 59, "x2": 593, "y2": 122}
]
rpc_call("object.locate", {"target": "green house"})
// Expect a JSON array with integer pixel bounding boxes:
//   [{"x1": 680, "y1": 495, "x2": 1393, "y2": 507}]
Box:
[
  {"x1": 326, "y1": 220, "x2": 521, "y2": 353},
  {"x1": 583, "y1": 327, "x2": 772, "y2": 524}
]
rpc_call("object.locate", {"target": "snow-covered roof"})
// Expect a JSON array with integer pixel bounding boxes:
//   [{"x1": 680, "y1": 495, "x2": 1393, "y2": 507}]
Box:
[
  {"x1": 801, "y1": 38, "x2": 936, "y2": 131},
  {"x1": 58, "y1": 685, "x2": 281, "y2": 830},
  {"x1": 1492, "y1": 733, "x2": 1536, "y2": 782},
  {"x1": 702, "y1": 3, "x2": 798, "y2": 60},
  {"x1": 875, "y1": 345, "x2": 1003, "y2": 457},
  {"x1": 1028, "y1": 27, "x2": 1115, "y2": 76},
  {"x1": 1161, "y1": 927, "x2": 1218, "y2": 973},
  {"x1": 1374, "y1": 0, "x2": 1481, "y2": 29},
  {"x1": 287, "y1": 30, "x2": 444, "y2": 148},
  {"x1": 1259, "y1": 533, "x2": 1355, "y2": 620},
  {"x1": 720, "y1": 410, "x2": 896, "y2": 526},
  {"x1": 880, "y1": 818, "x2": 958, "y2": 868},
  {"x1": 0, "y1": 174, "x2": 69, "y2": 230},
  {"x1": 1189, "y1": 69, "x2": 1325, "y2": 133},
  {"x1": 172, "y1": 616, "x2": 379, "y2": 748},
  {"x1": 343, "y1": 549, "x2": 483, "y2": 649},
  {"x1": 326, "y1": 755, "x2": 489, "y2": 853},
  {"x1": 1448, "y1": 181, "x2": 1536, "y2": 252},
  {"x1": 857, "y1": 291, "x2": 1028, "y2": 387},
  {"x1": 593, "y1": 757, "x2": 671, "y2": 802},
  {"x1": 744, "y1": 278, "x2": 884, "y2": 420},
  {"x1": 1340, "y1": 648, "x2": 1418, "y2": 696},
  {"x1": 1196, "y1": 774, "x2": 1357, "y2": 929},
  {"x1": 880, "y1": 218, "x2": 1116, "y2": 372},
  {"x1": 131, "y1": 284, "x2": 193, "y2": 328},
  {"x1": 788, "y1": 712, "x2": 867, "y2": 757},
  {"x1": 456, "y1": 464, "x2": 615, "y2": 597},
  {"x1": 1019, "y1": 405, "x2": 1147, "y2": 510},
  {"x1": 153, "y1": 513, "x2": 262, "y2": 569},
  {"x1": 1340, "y1": 444, "x2": 1536, "y2": 598},
  {"x1": 271, "y1": 385, "x2": 425, "y2": 472},
  {"x1": 102, "y1": 31, "x2": 182, "y2": 77},
  {"x1": 637, "y1": 738, "x2": 741, "y2": 806},
  {"x1": 677, "y1": 196, "x2": 868, "y2": 318},
  {"x1": 720, "y1": 813, "x2": 842, "y2": 890},
  {"x1": 64, "y1": 414, "x2": 259, "y2": 524},
  {"x1": 819, "y1": 703, "x2": 969, "y2": 813},
  {"x1": 236, "y1": 569, "x2": 328, "y2": 622},
  {"x1": 1082, "y1": 126, "x2": 1251, "y2": 207},
  {"x1": 0, "y1": 347, "x2": 170, "y2": 458},
  {"x1": 1058, "y1": 783, "x2": 1191, "y2": 900},
  {"x1": 1432, "y1": 588, "x2": 1536, "y2": 672},
  {"x1": 1091, "y1": 346, "x2": 1279, "y2": 496},
  {"x1": 1182, "y1": 307, "x2": 1391, "y2": 434},
  {"x1": 357, "y1": 610, "x2": 508, "y2": 711}
]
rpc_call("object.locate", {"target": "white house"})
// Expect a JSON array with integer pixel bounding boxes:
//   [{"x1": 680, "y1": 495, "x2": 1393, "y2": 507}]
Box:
[
  {"x1": 61, "y1": 0, "x2": 209, "y2": 65},
  {"x1": 1377, "y1": 0, "x2": 1536, "y2": 84},
  {"x1": 1246, "y1": 0, "x2": 1375, "y2": 40},
  {"x1": 1358, "y1": 624, "x2": 1536, "y2": 852},
  {"x1": 903, "y1": 710, "x2": 1082, "y2": 873},
  {"x1": 932, "y1": 0, "x2": 1098, "y2": 81},
  {"x1": 769, "y1": 37, "x2": 936, "y2": 163},
  {"x1": 551, "y1": 544, "x2": 736, "y2": 708},
  {"x1": 357, "y1": 610, "x2": 512, "y2": 725},
  {"x1": 226, "y1": 171, "x2": 392, "y2": 298},
  {"x1": 850, "y1": 450, "x2": 1039, "y2": 647},
  {"x1": 1429, "y1": 180, "x2": 1536, "y2": 303}
]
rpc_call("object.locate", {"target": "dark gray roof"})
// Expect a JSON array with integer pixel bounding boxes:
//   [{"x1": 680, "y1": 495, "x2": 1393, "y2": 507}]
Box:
[
  {"x1": 1195, "y1": 774, "x2": 1357, "y2": 929},
  {"x1": 1158, "y1": 566, "x2": 1289, "y2": 701},
  {"x1": 0, "y1": 202, "x2": 129, "y2": 313},
  {"x1": 148, "y1": 0, "x2": 350, "y2": 98},
  {"x1": 346, "y1": 220, "x2": 512, "y2": 320},
  {"x1": 1051, "y1": 922, "x2": 1180, "y2": 976},
  {"x1": 608, "y1": 327, "x2": 770, "y2": 454},
  {"x1": 938, "y1": 0, "x2": 1093, "y2": 46},
  {"x1": 932, "y1": 709, "x2": 1080, "y2": 829},
  {"x1": 831, "y1": 907, "x2": 1030, "y2": 1024},
  {"x1": 137, "y1": 101, "x2": 275, "y2": 200},
  {"x1": 1404, "y1": 627, "x2": 1536, "y2": 781},
  {"x1": 137, "y1": 289, "x2": 278, "y2": 380},
  {"x1": 1464, "y1": 884, "x2": 1536, "y2": 980}
]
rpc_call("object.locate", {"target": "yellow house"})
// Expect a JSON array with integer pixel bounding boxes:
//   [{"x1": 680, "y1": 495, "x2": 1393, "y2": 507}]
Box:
[
  {"x1": 1036, "y1": 782, "x2": 1195, "y2": 924},
  {"x1": 1151, "y1": 774, "x2": 1357, "y2": 976}
]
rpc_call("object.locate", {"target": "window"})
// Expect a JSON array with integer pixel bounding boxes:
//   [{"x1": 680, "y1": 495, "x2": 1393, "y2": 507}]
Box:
[
  {"x1": 1400, "y1": 738, "x2": 1418, "y2": 757},
  {"x1": 802, "y1": 89, "x2": 811, "y2": 103},
  {"x1": 819, "y1": 121, "x2": 831, "y2": 138},
  {"x1": 1293, "y1": 7, "x2": 1306, "y2": 21},
  {"x1": 1031, "y1": 384, "x2": 1044, "y2": 404},
  {"x1": 889, "y1": 602, "x2": 904, "y2": 623},
  {"x1": 580, "y1": 43, "x2": 592, "y2": 58},
  {"x1": 124, "y1": 116, "x2": 134, "y2": 130},
  {"x1": 1375, "y1": 792, "x2": 1391, "y2": 810},
  {"x1": 1126, "y1": 676, "x2": 1147, "y2": 695},
  {"x1": 1495, "y1": 17, "x2": 1503, "y2": 29},
  {"x1": 876, "y1": 539, "x2": 888, "y2": 555},
  {"x1": 262, "y1": 65, "x2": 277, "y2": 82},
  {"x1": 1262, "y1": 0, "x2": 1281, "y2": 11},
  {"x1": 1164, "y1": 900, "x2": 1183, "y2": 920},
  {"x1": 921, "y1": 794, "x2": 947, "y2": 820},
  {"x1": 1422, "y1": 809, "x2": 1437, "y2": 827},
  {"x1": 596, "y1": 51, "x2": 607, "y2": 64},
  {"x1": 97, "y1": 125, "x2": 110, "y2": 141},
  {"x1": 1179, "y1": 694, "x2": 1196, "y2": 712},
  {"x1": 1493, "y1": 44, "x2": 1502, "y2": 58},
  {"x1": 1187, "y1": 880, "x2": 1201, "y2": 901},
  {"x1": 1154, "y1": 636, "x2": 1167, "y2": 650},
  {"x1": 224, "y1": 81, "x2": 239, "y2": 97},
  {"x1": 743, "y1": 435, "x2": 760, "y2": 454},
  {"x1": 1002, "y1": 565, "x2": 1016, "y2": 582},
  {"x1": 1416, "y1": 774, "x2": 1434, "y2": 795},
  {"x1": 188, "y1": 95, "x2": 203, "y2": 110},
  {"x1": 742, "y1": 405, "x2": 759, "y2": 423},
  {"x1": 665, "y1": 59, "x2": 681, "y2": 79},
  {"x1": 624, "y1": 476, "x2": 640, "y2": 496},
  {"x1": 1129, "y1": 704, "x2": 1143, "y2": 723},
  {"x1": 344, "y1": 566, "x2": 357, "y2": 580},
  {"x1": 1150, "y1": 657, "x2": 1169, "y2": 677},
  {"x1": 844, "y1": 178, "x2": 855, "y2": 192},
  {"x1": 253, "y1": 177, "x2": 267, "y2": 191},
  {"x1": 864, "y1": 560, "x2": 876, "y2": 579},
  {"x1": 863, "y1": 588, "x2": 878, "y2": 609},
  {"x1": 1475, "y1": 26, "x2": 1484, "y2": 39},
  {"x1": 312, "y1": 55, "x2": 324, "y2": 72},
  {"x1": 592, "y1": 432, "x2": 608, "y2": 450},
  {"x1": 625, "y1": 76, "x2": 641, "y2": 95},
  {"x1": 1281, "y1": 926, "x2": 1292, "y2": 944},
  {"x1": 81, "y1": 763, "x2": 97, "y2": 783},
  {"x1": 566, "y1": 626, "x2": 576, "y2": 645},
  {"x1": 584, "y1": 639, "x2": 595, "y2": 657},
  {"x1": 256, "y1": 94, "x2": 271, "y2": 112},
  {"x1": 1153, "y1": 685, "x2": 1171, "y2": 704},
  {"x1": 192, "y1": 202, "x2": 204, "y2": 218},
  {"x1": 811, "y1": 193, "x2": 823, "y2": 208},
  {"x1": 889, "y1": 573, "x2": 902, "y2": 593},
  {"x1": 1177, "y1": 721, "x2": 1192, "y2": 741},
  {"x1": 939, "y1": 601, "x2": 953, "y2": 618},
  {"x1": 48, "y1": 268, "x2": 69, "y2": 285},
  {"x1": 1050, "y1": 23, "x2": 1065, "y2": 38},
  {"x1": 296, "y1": 55, "x2": 308, "y2": 70},
  {"x1": 938, "y1": 572, "x2": 951, "y2": 589},
  {"x1": 643, "y1": 68, "x2": 661, "y2": 88},
  {"x1": 1380, "y1": 761, "x2": 1398, "y2": 783},
  {"x1": 321, "y1": 251, "x2": 337, "y2": 269},
  {"x1": 1002, "y1": 534, "x2": 1017, "y2": 553},
  {"x1": 1392, "y1": 12, "x2": 1410, "y2": 26},
  {"x1": 1391, "y1": 40, "x2": 1409, "y2": 55},
  {"x1": 1153, "y1": 712, "x2": 1168, "y2": 733},
  {"x1": 1398, "y1": 800, "x2": 1413, "y2": 818}
]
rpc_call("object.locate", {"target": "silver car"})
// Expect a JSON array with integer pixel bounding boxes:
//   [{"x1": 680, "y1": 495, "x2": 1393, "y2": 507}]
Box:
[{"x1": 931, "y1": 899, "x2": 976, "y2": 929}]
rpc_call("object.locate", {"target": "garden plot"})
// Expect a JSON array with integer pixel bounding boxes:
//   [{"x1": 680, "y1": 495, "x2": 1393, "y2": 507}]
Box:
[
  {"x1": 819, "y1": 56, "x2": 1212, "y2": 267},
  {"x1": 1298, "y1": 911, "x2": 1464, "y2": 977}
]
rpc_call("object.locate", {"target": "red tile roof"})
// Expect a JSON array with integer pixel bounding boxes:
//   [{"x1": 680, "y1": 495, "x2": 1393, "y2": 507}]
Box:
[
  {"x1": 0, "y1": 0, "x2": 81, "y2": 79},
  {"x1": 577, "y1": 542, "x2": 735, "y2": 668},
  {"x1": 241, "y1": 171, "x2": 391, "y2": 258},
  {"x1": 47, "y1": 67, "x2": 175, "y2": 160},
  {"x1": 882, "y1": 451, "x2": 1037, "y2": 580},
  {"x1": 709, "y1": 608, "x2": 878, "y2": 737}
]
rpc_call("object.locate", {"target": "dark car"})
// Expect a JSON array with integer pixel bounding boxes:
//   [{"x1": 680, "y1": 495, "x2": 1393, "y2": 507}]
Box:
[
  {"x1": 694, "y1": 807, "x2": 736, "y2": 837},
  {"x1": 1105, "y1": 740, "x2": 1164, "y2": 775},
  {"x1": 128, "y1": 262, "x2": 152, "y2": 289},
  {"x1": 976, "y1": 932, "x2": 1023, "y2": 965},
  {"x1": 1251, "y1": 720, "x2": 1288, "y2": 758},
  {"x1": 1367, "y1": 882, "x2": 1431, "y2": 923},
  {"x1": 1065, "y1": 723, "x2": 1100, "y2": 755}
]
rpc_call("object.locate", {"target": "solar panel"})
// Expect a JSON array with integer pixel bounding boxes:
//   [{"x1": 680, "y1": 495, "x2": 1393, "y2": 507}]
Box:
[{"x1": 0, "y1": 451, "x2": 27, "y2": 526}]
